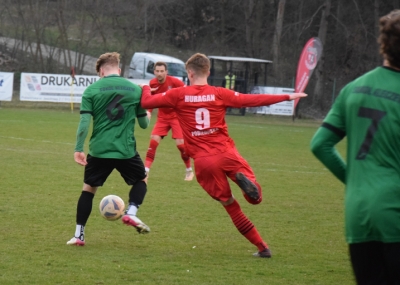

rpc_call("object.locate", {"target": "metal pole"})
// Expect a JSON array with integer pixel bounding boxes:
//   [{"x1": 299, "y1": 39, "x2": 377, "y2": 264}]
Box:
[
  {"x1": 264, "y1": 63, "x2": 267, "y2": 85},
  {"x1": 143, "y1": 59, "x2": 146, "y2": 79},
  {"x1": 332, "y1": 78, "x2": 336, "y2": 106},
  {"x1": 229, "y1": 61, "x2": 233, "y2": 89},
  {"x1": 210, "y1": 59, "x2": 215, "y2": 86},
  {"x1": 244, "y1": 62, "x2": 249, "y2": 92}
]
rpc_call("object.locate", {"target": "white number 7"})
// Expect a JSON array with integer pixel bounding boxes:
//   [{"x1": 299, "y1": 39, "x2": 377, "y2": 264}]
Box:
[{"x1": 195, "y1": 108, "x2": 210, "y2": 130}]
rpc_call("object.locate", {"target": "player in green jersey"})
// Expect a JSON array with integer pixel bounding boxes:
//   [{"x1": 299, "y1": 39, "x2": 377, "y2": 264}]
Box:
[
  {"x1": 67, "y1": 52, "x2": 151, "y2": 246},
  {"x1": 310, "y1": 10, "x2": 400, "y2": 284}
]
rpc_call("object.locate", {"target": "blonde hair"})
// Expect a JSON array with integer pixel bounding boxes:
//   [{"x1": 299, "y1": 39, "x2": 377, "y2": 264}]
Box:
[
  {"x1": 95, "y1": 52, "x2": 120, "y2": 75},
  {"x1": 185, "y1": 53, "x2": 210, "y2": 76},
  {"x1": 378, "y1": 10, "x2": 400, "y2": 69}
]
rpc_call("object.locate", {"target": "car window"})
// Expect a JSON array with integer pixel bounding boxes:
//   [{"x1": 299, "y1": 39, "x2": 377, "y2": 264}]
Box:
[
  {"x1": 167, "y1": 63, "x2": 187, "y2": 77},
  {"x1": 147, "y1": 61, "x2": 154, "y2": 74}
]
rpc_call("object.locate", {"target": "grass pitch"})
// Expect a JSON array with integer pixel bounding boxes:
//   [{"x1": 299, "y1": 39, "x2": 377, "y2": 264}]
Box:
[{"x1": 0, "y1": 107, "x2": 353, "y2": 284}]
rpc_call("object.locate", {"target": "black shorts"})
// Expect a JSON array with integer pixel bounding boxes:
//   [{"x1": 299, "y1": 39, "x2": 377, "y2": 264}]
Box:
[
  {"x1": 349, "y1": 241, "x2": 400, "y2": 284},
  {"x1": 84, "y1": 153, "x2": 147, "y2": 187}
]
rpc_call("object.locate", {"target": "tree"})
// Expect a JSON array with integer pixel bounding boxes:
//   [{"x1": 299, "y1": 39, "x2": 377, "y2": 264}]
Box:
[
  {"x1": 272, "y1": 0, "x2": 286, "y2": 78},
  {"x1": 312, "y1": 0, "x2": 331, "y2": 110},
  {"x1": 1, "y1": 0, "x2": 400, "y2": 117}
]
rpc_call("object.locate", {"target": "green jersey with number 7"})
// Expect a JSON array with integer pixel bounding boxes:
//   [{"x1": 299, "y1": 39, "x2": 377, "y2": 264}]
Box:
[{"x1": 311, "y1": 66, "x2": 400, "y2": 244}]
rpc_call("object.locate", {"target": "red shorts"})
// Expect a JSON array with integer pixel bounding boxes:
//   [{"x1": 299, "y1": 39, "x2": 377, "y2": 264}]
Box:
[
  {"x1": 194, "y1": 147, "x2": 260, "y2": 202},
  {"x1": 151, "y1": 117, "x2": 183, "y2": 139}
]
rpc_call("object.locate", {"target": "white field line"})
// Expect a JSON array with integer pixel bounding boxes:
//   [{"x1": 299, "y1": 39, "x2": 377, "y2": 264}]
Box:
[
  {"x1": 154, "y1": 157, "x2": 328, "y2": 175},
  {"x1": 0, "y1": 146, "x2": 61, "y2": 154},
  {"x1": 153, "y1": 161, "x2": 327, "y2": 174},
  {"x1": 228, "y1": 122, "x2": 305, "y2": 132},
  {"x1": 258, "y1": 168, "x2": 327, "y2": 174},
  {"x1": 0, "y1": 119, "x2": 77, "y2": 125},
  {"x1": 0, "y1": 135, "x2": 329, "y2": 175},
  {"x1": 0, "y1": 135, "x2": 74, "y2": 145}
]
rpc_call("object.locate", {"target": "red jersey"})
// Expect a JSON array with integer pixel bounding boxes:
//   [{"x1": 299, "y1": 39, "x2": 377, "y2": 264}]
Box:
[
  {"x1": 149, "y1": 76, "x2": 184, "y2": 120},
  {"x1": 141, "y1": 85, "x2": 290, "y2": 159}
]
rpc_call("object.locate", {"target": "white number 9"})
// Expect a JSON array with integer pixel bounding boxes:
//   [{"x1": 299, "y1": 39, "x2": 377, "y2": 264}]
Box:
[{"x1": 195, "y1": 108, "x2": 210, "y2": 130}]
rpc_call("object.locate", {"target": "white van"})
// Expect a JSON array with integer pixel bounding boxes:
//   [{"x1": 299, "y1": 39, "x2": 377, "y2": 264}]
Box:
[{"x1": 128, "y1": 52, "x2": 187, "y2": 81}]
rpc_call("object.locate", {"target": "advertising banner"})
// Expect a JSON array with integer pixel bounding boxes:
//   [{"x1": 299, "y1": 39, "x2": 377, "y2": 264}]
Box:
[
  {"x1": 249, "y1": 86, "x2": 294, "y2": 116},
  {"x1": 0, "y1": 72, "x2": 14, "y2": 101},
  {"x1": 293, "y1": 37, "x2": 323, "y2": 113},
  {"x1": 20, "y1": 73, "x2": 99, "y2": 103}
]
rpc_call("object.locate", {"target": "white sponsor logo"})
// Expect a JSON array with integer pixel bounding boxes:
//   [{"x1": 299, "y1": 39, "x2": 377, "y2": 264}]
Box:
[{"x1": 191, "y1": 128, "x2": 219, "y2": 136}]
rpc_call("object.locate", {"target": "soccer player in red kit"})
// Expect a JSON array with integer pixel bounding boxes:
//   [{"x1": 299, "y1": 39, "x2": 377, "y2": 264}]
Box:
[
  {"x1": 141, "y1": 53, "x2": 307, "y2": 258},
  {"x1": 145, "y1": 61, "x2": 194, "y2": 181}
]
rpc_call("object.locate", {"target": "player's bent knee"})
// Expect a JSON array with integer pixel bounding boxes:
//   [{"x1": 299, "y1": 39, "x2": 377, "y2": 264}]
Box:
[
  {"x1": 150, "y1": 135, "x2": 162, "y2": 142},
  {"x1": 219, "y1": 196, "x2": 235, "y2": 206}
]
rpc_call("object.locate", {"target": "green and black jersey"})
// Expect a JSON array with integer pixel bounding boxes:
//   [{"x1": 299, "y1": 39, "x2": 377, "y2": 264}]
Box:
[
  {"x1": 311, "y1": 66, "x2": 400, "y2": 243},
  {"x1": 77, "y1": 74, "x2": 147, "y2": 159}
]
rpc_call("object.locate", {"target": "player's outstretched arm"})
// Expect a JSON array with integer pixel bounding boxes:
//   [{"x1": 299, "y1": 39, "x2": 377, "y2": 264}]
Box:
[
  {"x1": 140, "y1": 85, "x2": 174, "y2": 109},
  {"x1": 224, "y1": 90, "x2": 306, "y2": 108},
  {"x1": 288, "y1": 93, "x2": 307, "y2": 100}
]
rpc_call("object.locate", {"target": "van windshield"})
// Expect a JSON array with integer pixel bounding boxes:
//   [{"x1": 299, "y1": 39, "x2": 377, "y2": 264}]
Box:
[{"x1": 167, "y1": 63, "x2": 187, "y2": 77}]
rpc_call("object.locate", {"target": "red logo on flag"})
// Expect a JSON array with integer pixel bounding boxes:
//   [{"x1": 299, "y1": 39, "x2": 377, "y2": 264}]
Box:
[
  {"x1": 305, "y1": 47, "x2": 318, "y2": 70},
  {"x1": 293, "y1": 37, "x2": 323, "y2": 114}
]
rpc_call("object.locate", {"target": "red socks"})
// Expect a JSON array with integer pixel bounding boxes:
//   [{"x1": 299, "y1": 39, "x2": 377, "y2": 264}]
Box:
[
  {"x1": 146, "y1": 141, "x2": 191, "y2": 169},
  {"x1": 224, "y1": 200, "x2": 268, "y2": 251},
  {"x1": 177, "y1": 144, "x2": 191, "y2": 168},
  {"x1": 145, "y1": 139, "x2": 159, "y2": 168}
]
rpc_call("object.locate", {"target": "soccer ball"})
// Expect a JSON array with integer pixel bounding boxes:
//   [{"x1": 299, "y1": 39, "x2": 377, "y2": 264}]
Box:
[{"x1": 99, "y1": 195, "x2": 125, "y2": 221}]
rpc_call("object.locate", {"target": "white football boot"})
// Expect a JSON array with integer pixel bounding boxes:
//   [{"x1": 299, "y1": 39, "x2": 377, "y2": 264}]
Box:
[
  {"x1": 184, "y1": 170, "x2": 194, "y2": 181},
  {"x1": 121, "y1": 215, "x2": 150, "y2": 234},
  {"x1": 66, "y1": 237, "x2": 85, "y2": 246}
]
